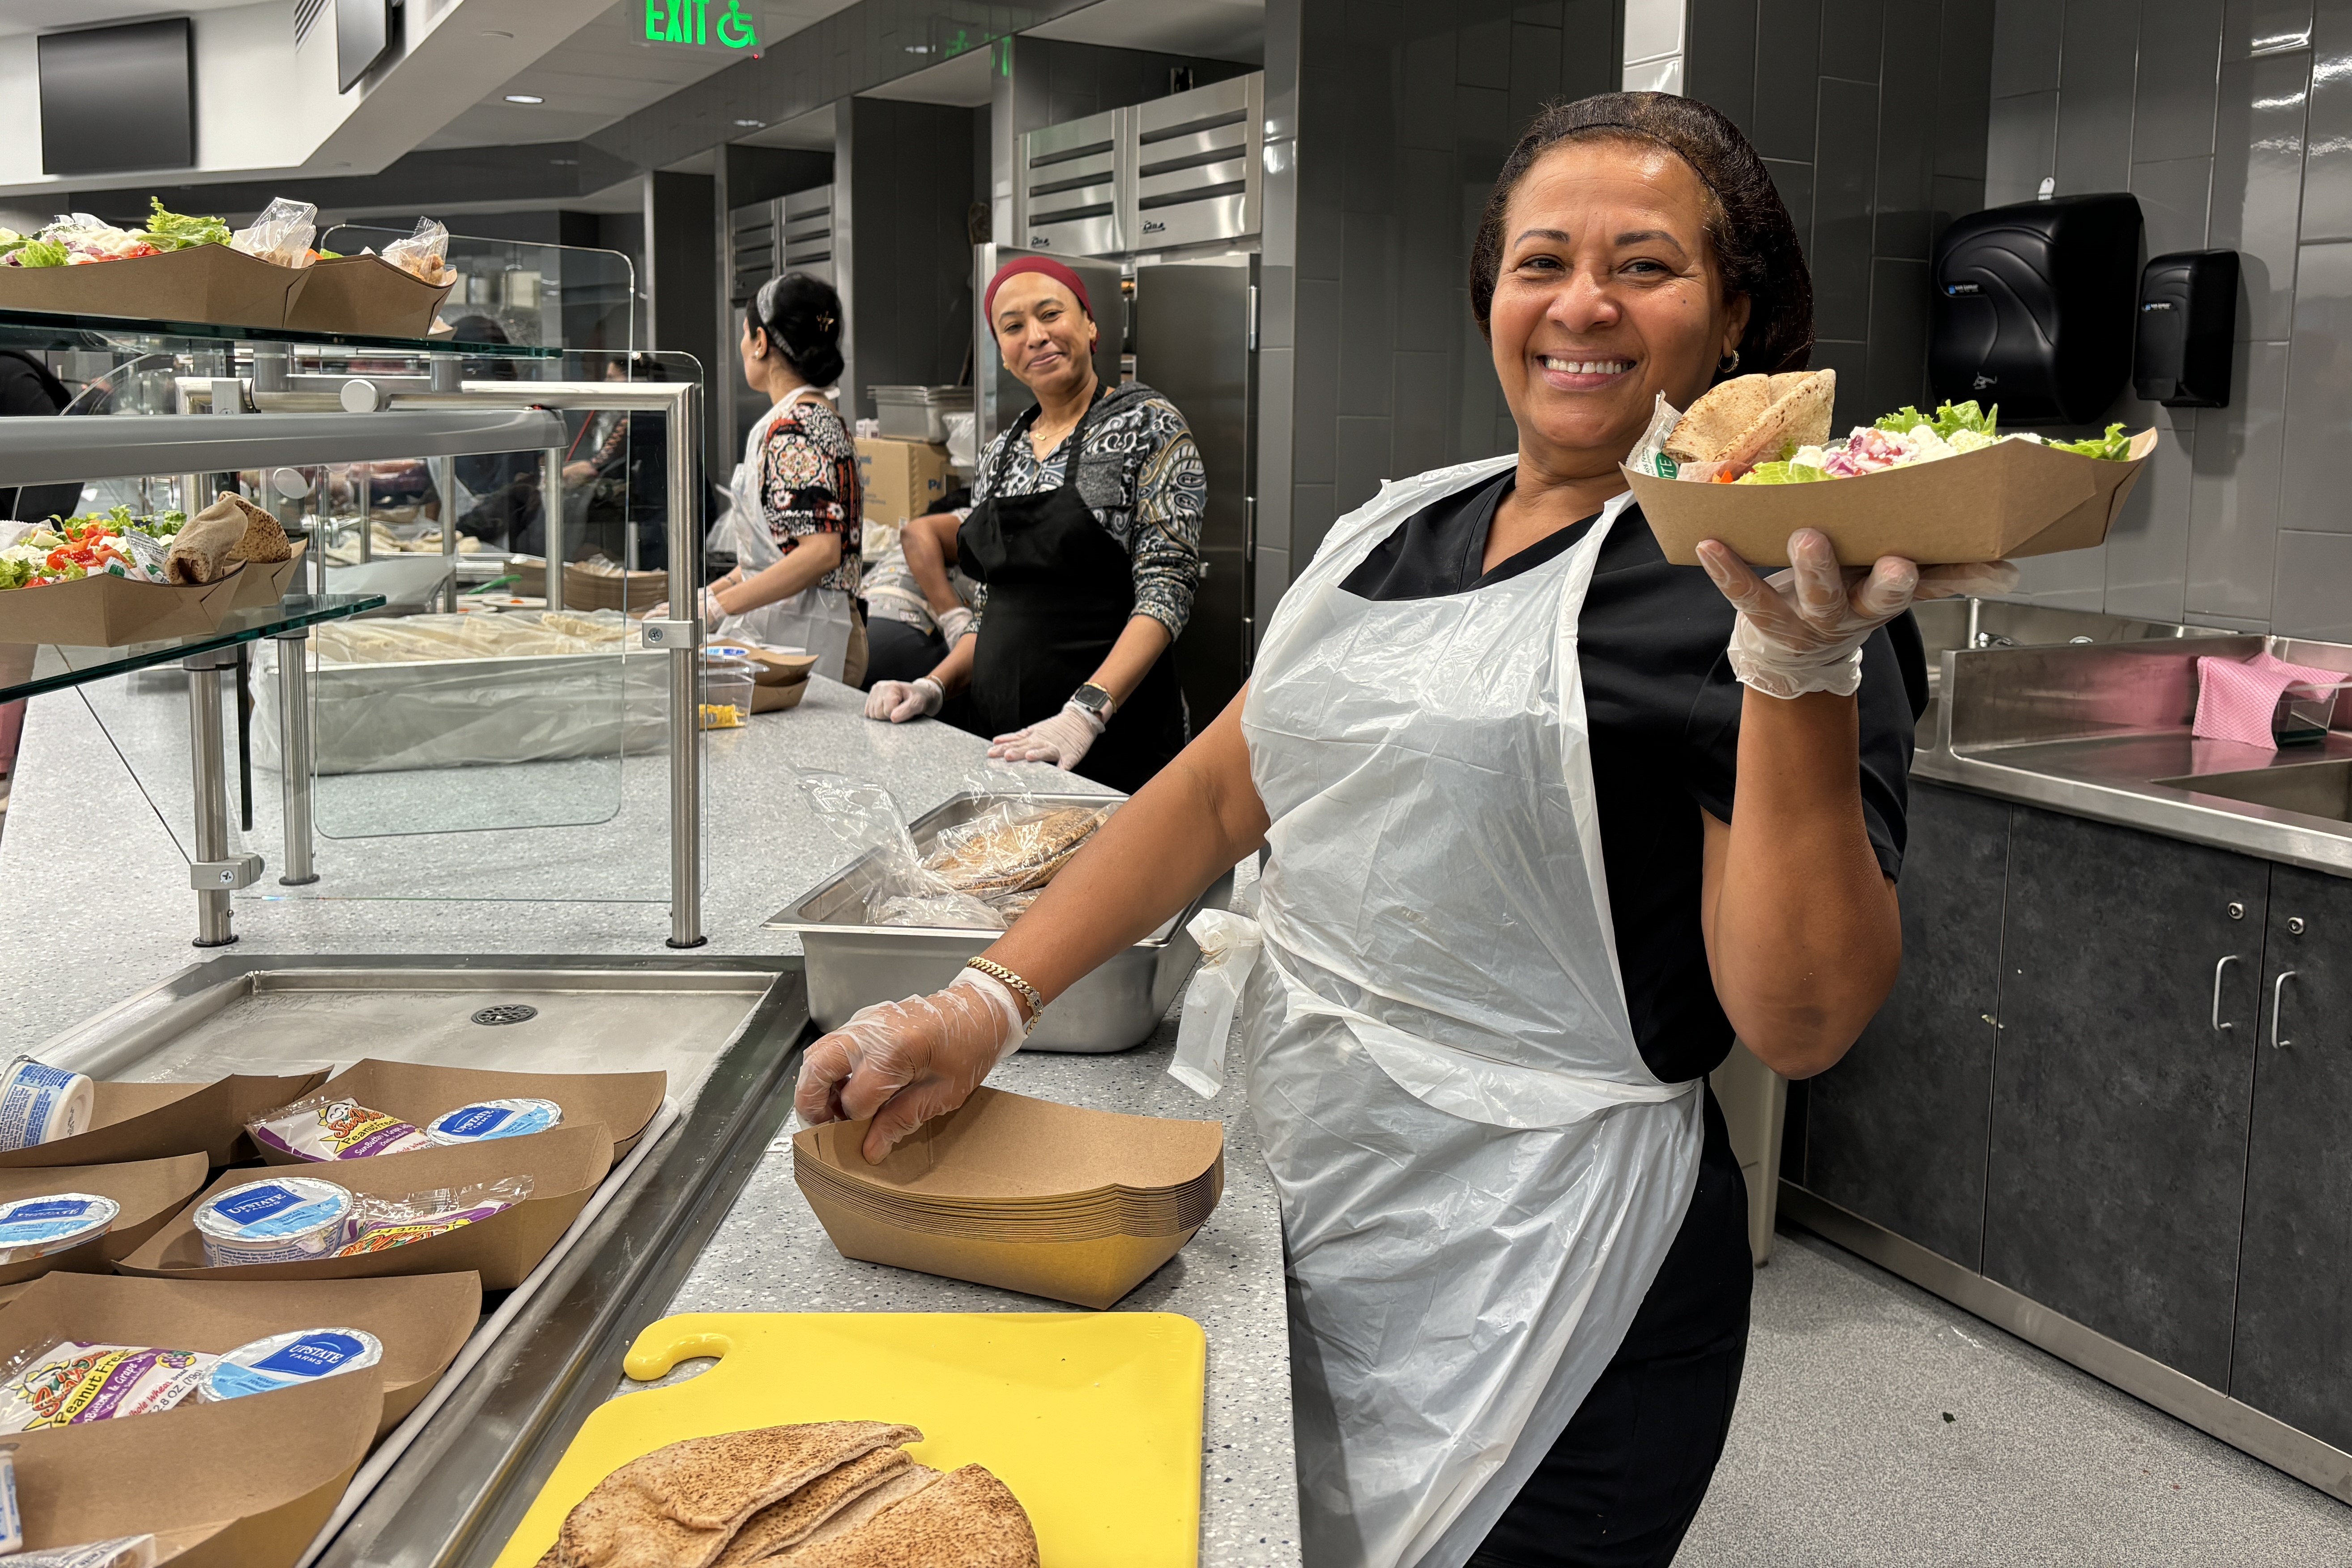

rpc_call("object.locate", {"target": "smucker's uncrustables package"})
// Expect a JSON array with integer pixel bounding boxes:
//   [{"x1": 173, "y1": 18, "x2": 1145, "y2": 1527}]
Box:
[{"x1": 1623, "y1": 383, "x2": 2158, "y2": 567}]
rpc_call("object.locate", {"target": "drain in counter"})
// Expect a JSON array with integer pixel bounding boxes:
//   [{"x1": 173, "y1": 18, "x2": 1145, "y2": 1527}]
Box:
[{"x1": 536, "y1": 1421, "x2": 1039, "y2": 1568}]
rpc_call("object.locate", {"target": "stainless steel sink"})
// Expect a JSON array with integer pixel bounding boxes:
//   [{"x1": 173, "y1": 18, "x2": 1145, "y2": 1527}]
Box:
[{"x1": 2154, "y1": 760, "x2": 2352, "y2": 824}]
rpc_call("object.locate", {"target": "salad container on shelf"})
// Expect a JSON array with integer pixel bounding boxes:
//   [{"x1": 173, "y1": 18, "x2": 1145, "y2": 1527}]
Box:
[{"x1": 0, "y1": 243, "x2": 304, "y2": 332}]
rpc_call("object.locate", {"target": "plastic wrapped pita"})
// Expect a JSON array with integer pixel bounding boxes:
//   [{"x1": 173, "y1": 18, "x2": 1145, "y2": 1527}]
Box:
[
  {"x1": 379, "y1": 217, "x2": 454, "y2": 286},
  {"x1": 794, "y1": 772, "x2": 1003, "y2": 930},
  {"x1": 228, "y1": 197, "x2": 319, "y2": 268}
]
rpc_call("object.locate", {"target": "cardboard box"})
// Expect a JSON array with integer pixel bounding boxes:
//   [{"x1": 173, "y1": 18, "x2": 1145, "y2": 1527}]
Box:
[
  {"x1": 255, "y1": 1057, "x2": 665, "y2": 1164},
  {"x1": 0, "y1": 246, "x2": 306, "y2": 332},
  {"x1": 1627, "y1": 428, "x2": 2161, "y2": 567},
  {"x1": 230, "y1": 538, "x2": 309, "y2": 609},
  {"x1": 0, "y1": 1152, "x2": 208, "y2": 1286},
  {"x1": 283, "y1": 253, "x2": 458, "y2": 339},
  {"x1": 0, "y1": 1267, "x2": 478, "y2": 1439},
  {"x1": 0, "y1": 1071, "x2": 330, "y2": 1170},
  {"x1": 856, "y1": 437, "x2": 954, "y2": 529},
  {"x1": 0, "y1": 569, "x2": 245, "y2": 648},
  {"x1": 13, "y1": 1366, "x2": 381, "y2": 1567},
  {"x1": 116, "y1": 1121, "x2": 615, "y2": 1290}
]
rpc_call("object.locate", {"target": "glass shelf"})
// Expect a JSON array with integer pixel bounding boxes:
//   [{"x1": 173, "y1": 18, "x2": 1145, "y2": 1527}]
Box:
[
  {"x1": 0, "y1": 306, "x2": 558, "y2": 359},
  {"x1": 3, "y1": 592, "x2": 386, "y2": 703}
]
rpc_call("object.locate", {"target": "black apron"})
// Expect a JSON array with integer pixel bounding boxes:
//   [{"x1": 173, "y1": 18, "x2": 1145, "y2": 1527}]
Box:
[{"x1": 958, "y1": 392, "x2": 1188, "y2": 793}]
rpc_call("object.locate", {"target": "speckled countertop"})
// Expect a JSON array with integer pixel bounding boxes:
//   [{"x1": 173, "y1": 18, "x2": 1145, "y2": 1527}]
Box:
[{"x1": 0, "y1": 665, "x2": 1300, "y2": 1567}]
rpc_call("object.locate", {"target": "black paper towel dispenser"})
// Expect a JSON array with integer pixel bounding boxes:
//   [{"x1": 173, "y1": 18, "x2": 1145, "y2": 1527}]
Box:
[
  {"x1": 2134, "y1": 250, "x2": 2238, "y2": 407},
  {"x1": 1929, "y1": 193, "x2": 2143, "y2": 424}
]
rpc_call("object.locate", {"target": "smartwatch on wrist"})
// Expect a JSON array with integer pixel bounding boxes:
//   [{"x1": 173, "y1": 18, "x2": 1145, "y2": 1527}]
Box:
[{"x1": 1069, "y1": 682, "x2": 1116, "y2": 722}]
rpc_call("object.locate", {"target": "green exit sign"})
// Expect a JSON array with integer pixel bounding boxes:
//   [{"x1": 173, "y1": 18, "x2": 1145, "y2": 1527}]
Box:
[{"x1": 647, "y1": 0, "x2": 757, "y2": 49}]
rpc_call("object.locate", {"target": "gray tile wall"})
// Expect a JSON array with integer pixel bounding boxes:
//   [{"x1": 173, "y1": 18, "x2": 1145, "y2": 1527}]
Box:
[
  {"x1": 840, "y1": 98, "x2": 976, "y2": 423},
  {"x1": 1990, "y1": 0, "x2": 2352, "y2": 633}
]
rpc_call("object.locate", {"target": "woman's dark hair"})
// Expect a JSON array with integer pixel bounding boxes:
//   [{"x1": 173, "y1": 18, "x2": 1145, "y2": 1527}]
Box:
[
  {"x1": 1470, "y1": 93, "x2": 1814, "y2": 378},
  {"x1": 748, "y1": 272, "x2": 846, "y2": 386}
]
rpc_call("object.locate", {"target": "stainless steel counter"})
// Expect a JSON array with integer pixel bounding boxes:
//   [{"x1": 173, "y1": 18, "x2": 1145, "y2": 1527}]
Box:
[{"x1": 1912, "y1": 624, "x2": 2352, "y2": 878}]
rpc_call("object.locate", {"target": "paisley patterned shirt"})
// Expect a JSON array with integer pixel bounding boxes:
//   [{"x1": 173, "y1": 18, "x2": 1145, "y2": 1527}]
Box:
[
  {"x1": 968, "y1": 380, "x2": 1205, "y2": 639},
  {"x1": 758, "y1": 394, "x2": 862, "y2": 596}
]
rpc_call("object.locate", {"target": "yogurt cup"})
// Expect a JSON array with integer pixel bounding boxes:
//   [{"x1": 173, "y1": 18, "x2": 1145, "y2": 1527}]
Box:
[
  {"x1": 0, "y1": 1057, "x2": 94, "y2": 1153},
  {"x1": 425, "y1": 1098, "x2": 562, "y2": 1145},
  {"x1": 200, "y1": 1326, "x2": 383, "y2": 1403},
  {"x1": 0, "y1": 1193, "x2": 119, "y2": 1264},
  {"x1": 192, "y1": 1177, "x2": 354, "y2": 1267}
]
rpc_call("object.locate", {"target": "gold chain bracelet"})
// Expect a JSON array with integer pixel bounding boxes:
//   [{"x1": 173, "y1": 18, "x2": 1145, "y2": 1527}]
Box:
[{"x1": 964, "y1": 957, "x2": 1045, "y2": 1032}]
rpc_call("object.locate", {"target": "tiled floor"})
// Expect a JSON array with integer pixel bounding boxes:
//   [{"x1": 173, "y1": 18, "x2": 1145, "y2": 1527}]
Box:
[{"x1": 1680, "y1": 1227, "x2": 2352, "y2": 1567}]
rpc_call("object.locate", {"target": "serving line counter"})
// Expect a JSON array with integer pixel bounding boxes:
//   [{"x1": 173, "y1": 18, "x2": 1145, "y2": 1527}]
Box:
[{"x1": 0, "y1": 674, "x2": 1300, "y2": 1567}]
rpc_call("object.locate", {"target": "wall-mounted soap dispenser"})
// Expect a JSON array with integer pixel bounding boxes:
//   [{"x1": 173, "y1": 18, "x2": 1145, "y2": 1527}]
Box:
[
  {"x1": 2133, "y1": 250, "x2": 2238, "y2": 407},
  {"x1": 1929, "y1": 192, "x2": 2143, "y2": 424}
]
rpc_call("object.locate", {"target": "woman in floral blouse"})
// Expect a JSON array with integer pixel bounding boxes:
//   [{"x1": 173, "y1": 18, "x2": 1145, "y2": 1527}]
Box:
[{"x1": 692, "y1": 273, "x2": 866, "y2": 683}]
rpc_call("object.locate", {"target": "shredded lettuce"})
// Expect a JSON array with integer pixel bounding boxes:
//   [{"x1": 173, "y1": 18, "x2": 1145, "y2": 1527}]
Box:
[
  {"x1": 13, "y1": 239, "x2": 67, "y2": 268},
  {"x1": 134, "y1": 197, "x2": 232, "y2": 251},
  {"x1": 1875, "y1": 399, "x2": 1999, "y2": 440},
  {"x1": 1738, "y1": 460, "x2": 1833, "y2": 484},
  {"x1": 2049, "y1": 422, "x2": 2132, "y2": 460}
]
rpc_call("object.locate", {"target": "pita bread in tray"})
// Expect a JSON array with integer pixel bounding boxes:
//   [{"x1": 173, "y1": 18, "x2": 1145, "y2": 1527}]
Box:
[{"x1": 1662, "y1": 368, "x2": 1836, "y2": 468}]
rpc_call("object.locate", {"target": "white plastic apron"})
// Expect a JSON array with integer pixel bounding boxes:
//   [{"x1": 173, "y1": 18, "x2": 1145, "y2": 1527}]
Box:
[
  {"x1": 722, "y1": 386, "x2": 856, "y2": 680},
  {"x1": 1238, "y1": 457, "x2": 1704, "y2": 1568}
]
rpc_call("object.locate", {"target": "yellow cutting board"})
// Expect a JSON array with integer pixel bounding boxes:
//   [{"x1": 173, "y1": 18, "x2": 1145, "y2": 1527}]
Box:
[{"x1": 493, "y1": 1311, "x2": 1208, "y2": 1568}]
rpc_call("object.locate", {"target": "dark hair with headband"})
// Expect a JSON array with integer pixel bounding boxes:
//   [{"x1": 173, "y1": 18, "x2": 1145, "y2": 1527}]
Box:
[
  {"x1": 747, "y1": 272, "x2": 846, "y2": 387},
  {"x1": 1469, "y1": 93, "x2": 1813, "y2": 379}
]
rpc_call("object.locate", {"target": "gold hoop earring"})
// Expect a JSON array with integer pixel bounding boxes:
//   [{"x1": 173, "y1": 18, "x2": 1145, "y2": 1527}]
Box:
[{"x1": 1717, "y1": 348, "x2": 1741, "y2": 375}]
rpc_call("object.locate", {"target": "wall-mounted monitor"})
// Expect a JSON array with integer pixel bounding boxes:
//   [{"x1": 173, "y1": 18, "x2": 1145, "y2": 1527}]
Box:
[
  {"x1": 337, "y1": 0, "x2": 398, "y2": 93},
  {"x1": 38, "y1": 19, "x2": 196, "y2": 177}
]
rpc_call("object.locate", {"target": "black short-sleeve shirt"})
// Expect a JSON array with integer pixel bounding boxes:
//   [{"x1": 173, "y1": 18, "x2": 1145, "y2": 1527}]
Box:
[{"x1": 1338, "y1": 467, "x2": 1921, "y2": 1086}]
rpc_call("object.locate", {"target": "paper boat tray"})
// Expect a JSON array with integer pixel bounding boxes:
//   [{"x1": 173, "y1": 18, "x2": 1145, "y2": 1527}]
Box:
[
  {"x1": 0, "y1": 568, "x2": 247, "y2": 647},
  {"x1": 12, "y1": 1368, "x2": 382, "y2": 1568},
  {"x1": 253, "y1": 1057, "x2": 667, "y2": 1165},
  {"x1": 0, "y1": 1070, "x2": 330, "y2": 1169},
  {"x1": 114, "y1": 1121, "x2": 613, "y2": 1289},
  {"x1": 0, "y1": 1268, "x2": 478, "y2": 1439},
  {"x1": 1628, "y1": 428, "x2": 2159, "y2": 567}
]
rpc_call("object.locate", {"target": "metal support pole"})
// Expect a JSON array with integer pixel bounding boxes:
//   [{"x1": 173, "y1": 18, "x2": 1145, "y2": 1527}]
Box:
[
  {"x1": 183, "y1": 648, "x2": 251, "y2": 946},
  {"x1": 665, "y1": 380, "x2": 705, "y2": 949},
  {"x1": 541, "y1": 445, "x2": 566, "y2": 611},
  {"x1": 430, "y1": 455, "x2": 458, "y2": 612},
  {"x1": 275, "y1": 628, "x2": 317, "y2": 885},
  {"x1": 357, "y1": 461, "x2": 373, "y2": 562}
]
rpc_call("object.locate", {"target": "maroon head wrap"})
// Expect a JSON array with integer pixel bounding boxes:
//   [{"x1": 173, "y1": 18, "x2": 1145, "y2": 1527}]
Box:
[{"x1": 983, "y1": 256, "x2": 1094, "y2": 322}]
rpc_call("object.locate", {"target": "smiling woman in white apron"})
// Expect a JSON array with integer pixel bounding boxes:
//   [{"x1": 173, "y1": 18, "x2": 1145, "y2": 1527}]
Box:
[
  {"x1": 795, "y1": 95, "x2": 2014, "y2": 1568},
  {"x1": 669, "y1": 273, "x2": 865, "y2": 684}
]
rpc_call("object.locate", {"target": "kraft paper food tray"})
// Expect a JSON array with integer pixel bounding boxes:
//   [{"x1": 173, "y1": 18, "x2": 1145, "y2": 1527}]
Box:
[
  {"x1": 283, "y1": 252, "x2": 458, "y2": 339},
  {"x1": 250, "y1": 1057, "x2": 666, "y2": 1165},
  {"x1": 12, "y1": 1367, "x2": 382, "y2": 1568},
  {"x1": 0, "y1": 244, "x2": 307, "y2": 332},
  {"x1": 230, "y1": 537, "x2": 308, "y2": 609},
  {"x1": 801, "y1": 1086, "x2": 1224, "y2": 1200},
  {"x1": 0, "y1": 1070, "x2": 330, "y2": 1169},
  {"x1": 0, "y1": 567, "x2": 245, "y2": 647},
  {"x1": 800, "y1": 1184, "x2": 1201, "y2": 1310},
  {"x1": 1627, "y1": 428, "x2": 2160, "y2": 567},
  {"x1": 0, "y1": 1151, "x2": 208, "y2": 1287},
  {"x1": 114, "y1": 1121, "x2": 613, "y2": 1291},
  {"x1": 0, "y1": 1267, "x2": 478, "y2": 1439}
]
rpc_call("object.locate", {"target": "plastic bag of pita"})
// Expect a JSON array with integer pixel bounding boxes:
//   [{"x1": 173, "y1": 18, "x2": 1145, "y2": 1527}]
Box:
[
  {"x1": 1622, "y1": 370, "x2": 2160, "y2": 567},
  {"x1": 379, "y1": 217, "x2": 455, "y2": 287},
  {"x1": 228, "y1": 197, "x2": 319, "y2": 268}
]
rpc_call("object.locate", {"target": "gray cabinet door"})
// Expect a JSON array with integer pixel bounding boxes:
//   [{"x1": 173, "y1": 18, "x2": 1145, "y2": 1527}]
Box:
[
  {"x1": 1983, "y1": 807, "x2": 2267, "y2": 1389},
  {"x1": 1805, "y1": 781, "x2": 2010, "y2": 1268},
  {"x1": 2229, "y1": 865, "x2": 2352, "y2": 1445}
]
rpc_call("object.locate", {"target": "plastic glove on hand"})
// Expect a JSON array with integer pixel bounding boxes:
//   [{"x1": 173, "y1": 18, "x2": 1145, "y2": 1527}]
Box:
[
  {"x1": 1696, "y1": 529, "x2": 2020, "y2": 699},
  {"x1": 935, "y1": 605, "x2": 976, "y2": 646},
  {"x1": 792, "y1": 969, "x2": 1026, "y2": 1162},
  {"x1": 698, "y1": 586, "x2": 728, "y2": 630},
  {"x1": 862, "y1": 676, "x2": 943, "y2": 723},
  {"x1": 987, "y1": 701, "x2": 1106, "y2": 770}
]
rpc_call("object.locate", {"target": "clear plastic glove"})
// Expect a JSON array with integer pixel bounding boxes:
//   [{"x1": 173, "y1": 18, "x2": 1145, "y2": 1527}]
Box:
[
  {"x1": 793, "y1": 969, "x2": 1027, "y2": 1162},
  {"x1": 864, "y1": 676, "x2": 944, "y2": 723},
  {"x1": 643, "y1": 588, "x2": 726, "y2": 630},
  {"x1": 935, "y1": 605, "x2": 976, "y2": 645},
  {"x1": 1696, "y1": 529, "x2": 2020, "y2": 699},
  {"x1": 987, "y1": 701, "x2": 1105, "y2": 769}
]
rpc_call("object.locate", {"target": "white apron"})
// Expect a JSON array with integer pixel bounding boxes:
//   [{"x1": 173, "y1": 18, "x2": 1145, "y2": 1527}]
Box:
[
  {"x1": 1239, "y1": 457, "x2": 1704, "y2": 1568},
  {"x1": 722, "y1": 386, "x2": 856, "y2": 679}
]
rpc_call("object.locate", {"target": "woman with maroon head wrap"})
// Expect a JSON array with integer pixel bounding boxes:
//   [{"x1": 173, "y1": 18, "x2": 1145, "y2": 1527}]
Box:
[{"x1": 863, "y1": 256, "x2": 1206, "y2": 793}]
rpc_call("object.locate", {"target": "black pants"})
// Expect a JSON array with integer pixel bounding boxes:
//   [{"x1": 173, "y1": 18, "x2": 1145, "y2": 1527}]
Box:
[
  {"x1": 1469, "y1": 1085, "x2": 1753, "y2": 1568},
  {"x1": 861, "y1": 616, "x2": 947, "y2": 690}
]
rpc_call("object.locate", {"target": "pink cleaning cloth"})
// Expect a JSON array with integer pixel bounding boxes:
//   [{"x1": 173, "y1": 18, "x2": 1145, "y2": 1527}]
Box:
[{"x1": 2193, "y1": 651, "x2": 2348, "y2": 750}]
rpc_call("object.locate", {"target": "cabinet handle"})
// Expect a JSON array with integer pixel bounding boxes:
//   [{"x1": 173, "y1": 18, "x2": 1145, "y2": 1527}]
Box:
[
  {"x1": 2212, "y1": 954, "x2": 2239, "y2": 1032},
  {"x1": 2271, "y1": 971, "x2": 2298, "y2": 1050}
]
